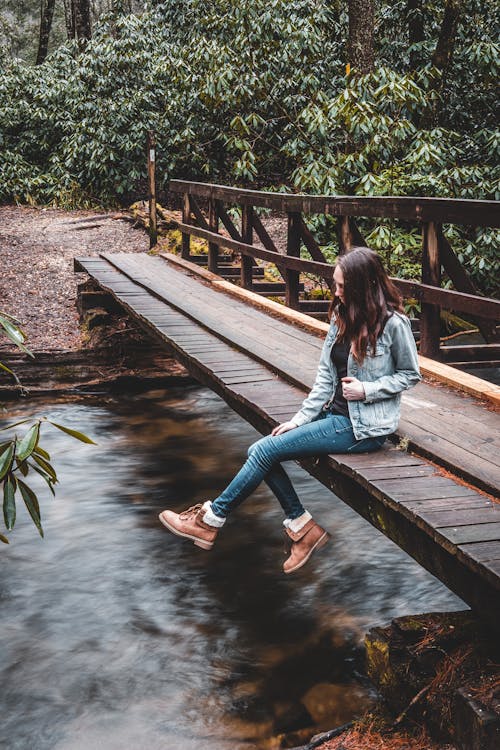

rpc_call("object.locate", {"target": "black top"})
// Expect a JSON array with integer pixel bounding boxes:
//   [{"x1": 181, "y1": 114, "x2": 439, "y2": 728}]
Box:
[{"x1": 329, "y1": 340, "x2": 350, "y2": 417}]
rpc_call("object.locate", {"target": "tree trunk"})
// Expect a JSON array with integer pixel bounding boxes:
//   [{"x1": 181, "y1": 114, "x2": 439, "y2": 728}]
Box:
[
  {"x1": 406, "y1": 0, "x2": 425, "y2": 70},
  {"x1": 66, "y1": 0, "x2": 92, "y2": 42},
  {"x1": 431, "y1": 0, "x2": 462, "y2": 71},
  {"x1": 421, "y1": 0, "x2": 463, "y2": 127},
  {"x1": 36, "y1": 0, "x2": 57, "y2": 65},
  {"x1": 347, "y1": 0, "x2": 375, "y2": 75}
]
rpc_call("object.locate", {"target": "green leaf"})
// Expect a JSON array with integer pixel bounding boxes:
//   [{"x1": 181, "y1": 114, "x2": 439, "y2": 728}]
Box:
[
  {"x1": 48, "y1": 421, "x2": 97, "y2": 445},
  {"x1": 17, "y1": 478, "x2": 43, "y2": 538},
  {"x1": 0, "y1": 442, "x2": 15, "y2": 481},
  {"x1": 0, "y1": 316, "x2": 33, "y2": 357},
  {"x1": 3, "y1": 476, "x2": 16, "y2": 530},
  {"x1": 15, "y1": 458, "x2": 29, "y2": 477},
  {"x1": 0, "y1": 361, "x2": 16, "y2": 377},
  {"x1": 0, "y1": 417, "x2": 33, "y2": 432},
  {"x1": 32, "y1": 454, "x2": 57, "y2": 483},
  {"x1": 29, "y1": 462, "x2": 56, "y2": 496},
  {"x1": 16, "y1": 422, "x2": 40, "y2": 462},
  {"x1": 33, "y1": 445, "x2": 51, "y2": 461}
]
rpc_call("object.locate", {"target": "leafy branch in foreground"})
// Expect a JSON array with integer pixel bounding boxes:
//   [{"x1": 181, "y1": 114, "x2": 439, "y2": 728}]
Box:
[
  {"x1": 0, "y1": 418, "x2": 96, "y2": 543},
  {"x1": 1, "y1": 313, "x2": 96, "y2": 543}
]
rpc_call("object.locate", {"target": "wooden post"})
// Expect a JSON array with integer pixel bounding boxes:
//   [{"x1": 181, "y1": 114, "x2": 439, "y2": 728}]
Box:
[
  {"x1": 420, "y1": 221, "x2": 442, "y2": 359},
  {"x1": 286, "y1": 212, "x2": 301, "y2": 309},
  {"x1": 337, "y1": 215, "x2": 365, "y2": 255},
  {"x1": 240, "y1": 205, "x2": 254, "y2": 290},
  {"x1": 147, "y1": 131, "x2": 157, "y2": 249},
  {"x1": 181, "y1": 193, "x2": 191, "y2": 260},
  {"x1": 208, "y1": 199, "x2": 219, "y2": 273},
  {"x1": 337, "y1": 215, "x2": 352, "y2": 255}
]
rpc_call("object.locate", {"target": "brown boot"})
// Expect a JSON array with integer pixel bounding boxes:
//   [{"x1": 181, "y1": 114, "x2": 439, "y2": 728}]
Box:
[
  {"x1": 283, "y1": 519, "x2": 330, "y2": 574},
  {"x1": 158, "y1": 504, "x2": 219, "y2": 550}
]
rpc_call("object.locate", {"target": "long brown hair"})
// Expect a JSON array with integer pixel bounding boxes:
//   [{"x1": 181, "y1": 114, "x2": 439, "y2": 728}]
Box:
[{"x1": 329, "y1": 247, "x2": 404, "y2": 362}]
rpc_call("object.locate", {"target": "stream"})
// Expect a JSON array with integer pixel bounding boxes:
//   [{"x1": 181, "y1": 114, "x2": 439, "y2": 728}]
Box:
[{"x1": 0, "y1": 386, "x2": 463, "y2": 749}]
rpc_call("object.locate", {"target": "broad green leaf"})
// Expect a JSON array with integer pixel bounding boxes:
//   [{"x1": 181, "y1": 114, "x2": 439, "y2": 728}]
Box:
[
  {"x1": 48, "y1": 422, "x2": 97, "y2": 445},
  {"x1": 17, "y1": 479, "x2": 43, "y2": 538},
  {"x1": 16, "y1": 423, "x2": 40, "y2": 462},
  {"x1": 3, "y1": 476, "x2": 16, "y2": 530},
  {"x1": 0, "y1": 443, "x2": 15, "y2": 481}
]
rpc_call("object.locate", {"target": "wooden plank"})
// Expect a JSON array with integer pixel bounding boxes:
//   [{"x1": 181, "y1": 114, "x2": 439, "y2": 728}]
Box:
[
  {"x1": 395, "y1": 418, "x2": 499, "y2": 495},
  {"x1": 439, "y1": 523, "x2": 500, "y2": 544},
  {"x1": 360, "y1": 465, "x2": 437, "y2": 480},
  {"x1": 480, "y1": 559, "x2": 500, "y2": 576},
  {"x1": 417, "y1": 506, "x2": 500, "y2": 527},
  {"x1": 402, "y1": 496, "x2": 495, "y2": 511},
  {"x1": 343, "y1": 451, "x2": 427, "y2": 469},
  {"x1": 407, "y1": 408, "x2": 500, "y2": 457},
  {"x1": 372, "y1": 482, "x2": 478, "y2": 501},
  {"x1": 459, "y1": 541, "x2": 500, "y2": 562}
]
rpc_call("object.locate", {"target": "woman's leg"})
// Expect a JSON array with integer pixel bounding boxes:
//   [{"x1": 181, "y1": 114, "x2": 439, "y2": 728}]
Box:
[{"x1": 210, "y1": 414, "x2": 377, "y2": 519}]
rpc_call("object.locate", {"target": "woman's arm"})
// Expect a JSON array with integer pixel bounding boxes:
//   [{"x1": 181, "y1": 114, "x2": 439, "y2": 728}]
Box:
[
  {"x1": 362, "y1": 315, "x2": 421, "y2": 403},
  {"x1": 288, "y1": 327, "x2": 336, "y2": 427}
]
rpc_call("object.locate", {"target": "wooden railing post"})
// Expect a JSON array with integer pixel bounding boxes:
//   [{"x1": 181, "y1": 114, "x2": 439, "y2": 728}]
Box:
[
  {"x1": 240, "y1": 205, "x2": 254, "y2": 290},
  {"x1": 286, "y1": 212, "x2": 301, "y2": 309},
  {"x1": 420, "y1": 221, "x2": 442, "y2": 359},
  {"x1": 337, "y1": 215, "x2": 365, "y2": 254},
  {"x1": 147, "y1": 131, "x2": 157, "y2": 249},
  {"x1": 208, "y1": 198, "x2": 219, "y2": 273},
  {"x1": 181, "y1": 193, "x2": 191, "y2": 260}
]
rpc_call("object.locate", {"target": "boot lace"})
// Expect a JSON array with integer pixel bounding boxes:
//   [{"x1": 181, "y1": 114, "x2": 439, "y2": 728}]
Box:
[{"x1": 179, "y1": 503, "x2": 203, "y2": 520}]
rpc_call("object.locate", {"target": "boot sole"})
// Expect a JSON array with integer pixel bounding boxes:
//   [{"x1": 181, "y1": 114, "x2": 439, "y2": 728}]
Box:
[
  {"x1": 158, "y1": 512, "x2": 214, "y2": 550},
  {"x1": 283, "y1": 531, "x2": 330, "y2": 574}
]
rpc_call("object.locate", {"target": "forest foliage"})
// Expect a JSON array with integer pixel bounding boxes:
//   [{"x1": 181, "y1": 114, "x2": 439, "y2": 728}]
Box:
[{"x1": 0, "y1": 0, "x2": 498, "y2": 290}]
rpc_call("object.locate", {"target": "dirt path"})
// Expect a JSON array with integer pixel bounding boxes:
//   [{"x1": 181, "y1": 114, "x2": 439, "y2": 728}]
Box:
[{"x1": 0, "y1": 206, "x2": 148, "y2": 353}]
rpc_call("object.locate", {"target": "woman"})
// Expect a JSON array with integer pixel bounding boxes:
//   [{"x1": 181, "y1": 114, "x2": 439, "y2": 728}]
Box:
[{"x1": 159, "y1": 247, "x2": 421, "y2": 573}]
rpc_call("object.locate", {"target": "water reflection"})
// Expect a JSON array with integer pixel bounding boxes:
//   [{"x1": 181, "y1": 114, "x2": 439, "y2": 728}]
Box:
[{"x1": 0, "y1": 387, "x2": 462, "y2": 749}]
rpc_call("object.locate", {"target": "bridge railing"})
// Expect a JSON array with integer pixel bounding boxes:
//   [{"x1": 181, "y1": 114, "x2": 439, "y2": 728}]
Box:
[{"x1": 168, "y1": 180, "x2": 500, "y2": 361}]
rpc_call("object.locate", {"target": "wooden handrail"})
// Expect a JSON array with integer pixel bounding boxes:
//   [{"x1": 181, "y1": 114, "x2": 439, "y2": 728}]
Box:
[
  {"x1": 170, "y1": 180, "x2": 500, "y2": 227},
  {"x1": 173, "y1": 220, "x2": 500, "y2": 321},
  {"x1": 168, "y1": 179, "x2": 500, "y2": 359}
]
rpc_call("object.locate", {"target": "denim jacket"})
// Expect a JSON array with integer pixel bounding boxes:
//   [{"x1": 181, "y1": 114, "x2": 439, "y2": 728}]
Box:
[{"x1": 291, "y1": 312, "x2": 421, "y2": 440}]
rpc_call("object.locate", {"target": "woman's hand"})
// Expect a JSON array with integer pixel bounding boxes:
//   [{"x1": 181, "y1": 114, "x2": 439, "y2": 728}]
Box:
[
  {"x1": 341, "y1": 377, "x2": 366, "y2": 401},
  {"x1": 271, "y1": 421, "x2": 298, "y2": 436}
]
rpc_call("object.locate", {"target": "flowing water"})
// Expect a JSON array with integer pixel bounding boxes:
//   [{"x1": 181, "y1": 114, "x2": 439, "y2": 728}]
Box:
[{"x1": 0, "y1": 386, "x2": 463, "y2": 749}]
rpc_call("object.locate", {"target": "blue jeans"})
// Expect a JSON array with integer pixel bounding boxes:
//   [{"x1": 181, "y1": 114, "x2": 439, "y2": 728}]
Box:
[{"x1": 211, "y1": 413, "x2": 385, "y2": 520}]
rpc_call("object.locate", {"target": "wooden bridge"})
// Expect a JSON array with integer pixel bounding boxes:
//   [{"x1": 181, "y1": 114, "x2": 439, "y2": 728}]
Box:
[{"x1": 75, "y1": 184, "x2": 500, "y2": 630}]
